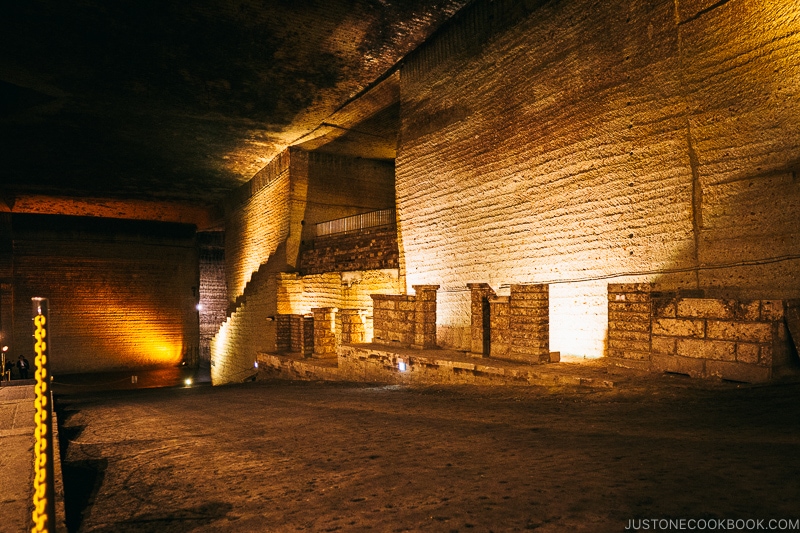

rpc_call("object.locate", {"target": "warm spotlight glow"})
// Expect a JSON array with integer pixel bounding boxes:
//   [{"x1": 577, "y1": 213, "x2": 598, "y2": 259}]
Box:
[{"x1": 184, "y1": 378, "x2": 193, "y2": 386}]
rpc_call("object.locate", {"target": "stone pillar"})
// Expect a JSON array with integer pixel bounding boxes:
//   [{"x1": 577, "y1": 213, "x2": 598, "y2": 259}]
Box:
[
  {"x1": 312, "y1": 307, "x2": 337, "y2": 358},
  {"x1": 302, "y1": 315, "x2": 314, "y2": 357},
  {"x1": 338, "y1": 309, "x2": 367, "y2": 344},
  {"x1": 275, "y1": 314, "x2": 292, "y2": 353},
  {"x1": 509, "y1": 284, "x2": 550, "y2": 363},
  {"x1": 607, "y1": 283, "x2": 654, "y2": 362},
  {"x1": 467, "y1": 283, "x2": 495, "y2": 357},
  {"x1": 412, "y1": 285, "x2": 439, "y2": 349},
  {"x1": 489, "y1": 296, "x2": 510, "y2": 358},
  {"x1": 289, "y1": 314, "x2": 304, "y2": 353}
]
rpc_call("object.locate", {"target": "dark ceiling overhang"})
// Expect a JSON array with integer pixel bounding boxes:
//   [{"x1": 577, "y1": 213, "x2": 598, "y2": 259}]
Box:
[{"x1": 0, "y1": 0, "x2": 469, "y2": 226}]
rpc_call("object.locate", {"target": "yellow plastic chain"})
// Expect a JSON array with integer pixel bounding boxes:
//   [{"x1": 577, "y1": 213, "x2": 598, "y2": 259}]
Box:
[{"x1": 31, "y1": 313, "x2": 50, "y2": 533}]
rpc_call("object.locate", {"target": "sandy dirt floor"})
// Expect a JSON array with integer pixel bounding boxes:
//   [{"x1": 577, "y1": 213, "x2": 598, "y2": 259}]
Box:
[{"x1": 54, "y1": 377, "x2": 800, "y2": 532}]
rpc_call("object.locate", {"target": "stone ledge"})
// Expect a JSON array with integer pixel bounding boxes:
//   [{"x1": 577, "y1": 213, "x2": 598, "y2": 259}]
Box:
[{"x1": 258, "y1": 347, "x2": 614, "y2": 389}]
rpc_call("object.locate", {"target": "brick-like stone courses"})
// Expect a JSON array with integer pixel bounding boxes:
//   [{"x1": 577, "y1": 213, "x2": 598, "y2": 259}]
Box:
[
  {"x1": 487, "y1": 285, "x2": 550, "y2": 363},
  {"x1": 312, "y1": 308, "x2": 337, "y2": 358},
  {"x1": 225, "y1": 169, "x2": 291, "y2": 301},
  {"x1": 275, "y1": 314, "x2": 313, "y2": 356},
  {"x1": 413, "y1": 285, "x2": 438, "y2": 349},
  {"x1": 372, "y1": 295, "x2": 416, "y2": 347},
  {"x1": 212, "y1": 269, "x2": 401, "y2": 384},
  {"x1": 396, "y1": 0, "x2": 800, "y2": 357},
  {"x1": 650, "y1": 296, "x2": 789, "y2": 383},
  {"x1": 371, "y1": 285, "x2": 439, "y2": 349},
  {"x1": 509, "y1": 284, "x2": 549, "y2": 363},
  {"x1": 467, "y1": 283, "x2": 495, "y2": 356},
  {"x1": 488, "y1": 296, "x2": 511, "y2": 359},
  {"x1": 607, "y1": 284, "x2": 654, "y2": 362},
  {"x1": 11, "y1": 215, "x2": 198, "y2": 374},
  {"x1": 337, "y1": 309, "x2": 367, "y2": 345},
  {"x1": 198, "y1": 232, "x2": 226, "y2": 365},
  {"x1": 299, "y1": 224, "x2": 399, "y2": 275},
  {"x1": 607, "y1": 283, "x2": 792, "y2": 382}
]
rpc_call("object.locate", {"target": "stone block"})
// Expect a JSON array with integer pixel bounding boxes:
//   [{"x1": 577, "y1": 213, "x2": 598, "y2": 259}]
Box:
[
  {"x1": 398, "y1": 301, "x2": 416, "y2": 311},
  {"x1": 677, "y1": 298, "x2": 733, "y2": 319},
  {"x1": 608, "y1": 301, "x2": 651, "y2": 314},
  {"x1": 490, "y1": 343, "x2": 511, "y2": 357},
  {"x1": 705, "y1": 360, "x2": 771, "y2": 383},
  {"x1": 510, "y1": 283, "x2": 548, "y2": 295},
  {"x1": 619, "y1": 350, "x2": 651, "y2": 361},
  {"x1": 761, "y1": 300, "x2": 785, "y2": 321},
  {"x1": 608, "y1": 311, "x2": 651, "y2": 323},
  {"x1": 608, "y1": 283, "x2": 655, "y2": 293},
  {"x1": 608, "y1": 291, "x2": 653, "y2": 303},
  {"x1": 759, "y1": 343, "x2": 773, "y2": 366},
  {"x1": 511, "y1": 298, "x2": 549, "y2": 309},
  {"x1": 419, "y1": 301, "x2": 437, "y2": 313},
  {"x1": 652, "y1": 318, "x2": 705, "y2": 338},
  {"x1": 735, "y1": 343, "x2": 760, "y2": 364},
  {"x1": 677, "y1": 338, "x2": 736, "y2": 361},
  {"x1": 734, "y1": 301, "x2": 761, "y2": 321},
  {"x1": 651, "y1": 298, "x2": 676, "y2": 317},
  {"x1": 651, "y1": 353, "x2": 705, "y2": 377},
  {"x1": 608, "y1": 320, "x2": 651, "y2": 333},
  {"x1": 651, "y1": 335, "x2": 676, "y2": 354},
  {"x1": 412, "y1": 285, "x2": 439, "y2": 301},
  {"x1": 610, "y1": 329, "x2": 652, "y2": 342},
  {"x1": 608, "y1": 338, "x2": 650, "y2": 352},
  {"x1": 706, "y1": 321, "x2": 771, "y2": 343}
]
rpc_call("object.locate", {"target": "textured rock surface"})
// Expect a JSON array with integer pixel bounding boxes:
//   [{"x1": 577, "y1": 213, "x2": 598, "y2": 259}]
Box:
[{"x1": 396, "y1": 0, "x2": 800, "y2": 356}]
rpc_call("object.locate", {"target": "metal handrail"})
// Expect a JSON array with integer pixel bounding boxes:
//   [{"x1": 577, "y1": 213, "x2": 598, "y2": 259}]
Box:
[{"x1": 315, "y1": 208, "x2": 395, "y2": 237}]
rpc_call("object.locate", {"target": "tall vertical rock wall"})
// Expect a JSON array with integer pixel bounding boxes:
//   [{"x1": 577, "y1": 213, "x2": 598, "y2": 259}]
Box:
[
  {"x1": 198, "y1": 231, "x2": 226, "y2": 365},
  {"x1": 213, "y1": 147, "x2": 399, "y2": 384},
  {"x1": 396, "y1": 0, "x2": 800, "y2": 356},
  {"x1": 11, "y1": 214, "x2": 198, "y2": 374}
]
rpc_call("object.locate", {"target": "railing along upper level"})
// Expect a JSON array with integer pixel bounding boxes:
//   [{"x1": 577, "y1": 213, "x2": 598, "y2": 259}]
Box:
[{"x1": 315, "y1": 208, "x2": 396, "y2": 238}]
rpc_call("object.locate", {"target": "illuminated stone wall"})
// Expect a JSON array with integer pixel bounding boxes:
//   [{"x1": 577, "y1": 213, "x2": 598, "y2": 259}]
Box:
[
  {"x1": 198, "y1": 231, "x2": 226, "y2": 365},
  {"x1": 224, "y1": 149, "x2": 395, "y2": 303},
  {"x1": 11, "y1": 214, "x2": 198, "y2": 374},
  {"x1": 210, "y1": 268, "x2": 401, "y2": 384},
  {"x1": 299, "y1": 224, "x2": 399, "y2": 274},
  {"x1": 214, "y1": 144, "x2": 398, "y2": 384},
  {"x1": 607, "y1": 283, "x2": 792, "y2": 382},
  {"x1": 224, "y1": 150, "x2": 294, "y2": 302},
  {"x1": 301, "y1": 153, "x2": 395, "y2": 243},
  {"x1": 396, "y1": 0, "x2": 800, "y2": 357}
]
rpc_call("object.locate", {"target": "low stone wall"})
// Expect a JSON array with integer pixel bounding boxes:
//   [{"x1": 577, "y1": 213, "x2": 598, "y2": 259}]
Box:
[
  {"x1": 371, "y1": 285, "x2": 439, "y2": 349},
  {"x1": 299, "y1": 224, "x2": 399, "y2": 275},
  {"x1": 608, "y1": 283, "x2": 793, "y2": 382},
  {"x1": 470, "y1": 283, "x2": 553, "y2": 364},
  {"x1": 275, "y1": 314, "x2": 313, "y2": 356},
  {"x1": 312, "y1": 307, "x2": 337, "y2": 358}
]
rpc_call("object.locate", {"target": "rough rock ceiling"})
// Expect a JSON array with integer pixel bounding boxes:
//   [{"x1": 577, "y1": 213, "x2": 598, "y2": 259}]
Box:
[{"x1": 0, "y1": 0, "x2": 469, "y2": 211}]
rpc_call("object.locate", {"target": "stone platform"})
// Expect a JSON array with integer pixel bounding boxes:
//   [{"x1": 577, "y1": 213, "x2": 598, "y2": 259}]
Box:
[
  {"x1": 257, "y1": 344, "x2": 618, "y2": 389},
  {"x1": 0, "y1": 383, "x2": 67, "y2": 533}
]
